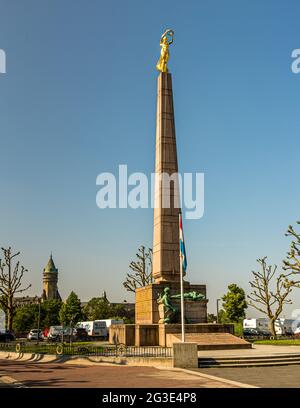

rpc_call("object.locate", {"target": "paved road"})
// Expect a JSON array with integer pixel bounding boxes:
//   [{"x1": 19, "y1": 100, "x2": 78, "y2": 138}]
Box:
[
  {"x1": 0, "y1": 360, "x2": 241, "y2": 388},
  {"x1": 196, "y1": 365, "x2": 300, "y2": 388}
]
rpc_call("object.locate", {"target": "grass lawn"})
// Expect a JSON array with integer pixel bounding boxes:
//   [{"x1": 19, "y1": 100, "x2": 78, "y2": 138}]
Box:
[{"x1": 254, "y1": 339, "x2": 300, "y2": 345}]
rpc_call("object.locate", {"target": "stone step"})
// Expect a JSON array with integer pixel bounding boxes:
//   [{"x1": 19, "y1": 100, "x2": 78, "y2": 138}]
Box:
[
  {"x1": 198, "y1": 355, "x2": 300, "y2": 368},
  {"x1": 175, "y1": 333, "x2": 247, "y2": 343},
  {"x1": 169, "y1": 332, "x2": 251, "y2": 350},
  {"x1": 199, "y1": 353, "x2": 300, "y2": 362},
  {"x1": 199, "y1": 360, "x2": 300, "y2": 368}
]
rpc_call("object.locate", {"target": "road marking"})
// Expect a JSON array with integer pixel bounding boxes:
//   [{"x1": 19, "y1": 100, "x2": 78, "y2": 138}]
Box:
[
  {"x1": 170, "y1": 368, "x2": 259, "y2": 388},
  {"x1": 0, "y1": 375, "x2": 28, "y2": 388}
]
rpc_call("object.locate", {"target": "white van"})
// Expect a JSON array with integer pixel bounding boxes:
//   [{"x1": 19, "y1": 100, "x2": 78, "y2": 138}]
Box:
[
  {"x1": 243, "y1": 318, "x2": 269, "y2": 333},
  {"x1": 48, "y1": 325, "x2": 72, "y2": 340},
  {"x1": 76, "y1": 321, "x2": 107, "y2": 338},
  {"x1": 243, "y1": 318, "x2": 296, "y2": 335},
  {"x1": 97, "y1": 319, "x2": 124, "y2": 329}
]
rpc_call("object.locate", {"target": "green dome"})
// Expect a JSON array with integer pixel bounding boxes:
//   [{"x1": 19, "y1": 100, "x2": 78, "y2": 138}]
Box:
[{"x1": 44, "y1": 254, "x2": 58, "y2": 273}]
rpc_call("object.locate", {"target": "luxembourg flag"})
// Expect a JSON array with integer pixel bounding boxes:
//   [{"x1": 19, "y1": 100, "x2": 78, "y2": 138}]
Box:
[{"x1": 179, "y1": 212, "x2": 187, "y2": 271}]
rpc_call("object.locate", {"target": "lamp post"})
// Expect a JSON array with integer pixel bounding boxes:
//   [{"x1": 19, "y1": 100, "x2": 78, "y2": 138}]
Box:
[
  {"x1": 37, "y1": 297, "x2": 41, "y2": 342},
  {"x1": 216, "y1": 299, "x2": 221, "y2": 323}
]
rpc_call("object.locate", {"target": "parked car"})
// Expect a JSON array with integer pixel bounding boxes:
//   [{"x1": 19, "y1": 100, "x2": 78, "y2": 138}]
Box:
[
  {"x1": 243, "y1": 328, "x2": 259, "y2": 337},
  {"x1": 72, "y1": 328, "x2": 88, "y2": 341},
  {"x1": 47, "y1": 326, "x2": 68, "y2": 342},
  {"x1": 27, "y1": 329, "x2": 44, "y2": 341},
  {"x1": 0, "y1": 330, "x2": 15, "y2": 342},
  {"x1": 47, "y1": 326, "x2": 87, "y2": 342},
  {"x1": 294, "y1": 327, "x2": 300, "y2": 336},
  {"x1": 258, "y1": 329, "x2": 271, "y2": 336}
]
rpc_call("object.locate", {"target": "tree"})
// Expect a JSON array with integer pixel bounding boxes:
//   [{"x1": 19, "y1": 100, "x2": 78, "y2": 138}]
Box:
[
  {"x1": 218, "y1": 309, "x2": 229, "y2": 324},
  {"x1": 123, "y1": 246, "x2": 153, "y2": 293},
  {"x1": 13, "y1": 303, "x2": 38, "y2": 334},
  {"x1": 13, "y1": 299, "x2": 62, "y2": 334},
  {"x1": 248, "y1": 257, "x2": 300, "y2": 336},
  {"x1": 283, "y1": 222, "x2": 300, "y2": 273},
  {"x1": 222, "y1": 284, "x2": 247, "y2": 323},
  {"x1": 207, "y1": 313, "x2": 217, "y2": 323},
  {"x1": 59, "y1": 291, "x2": 83, "y2": 327},
  {"x1": 0, "y1": 247, "x2": 31, "y2": 330},
  {"x1": 41, "y1": 299, "x2": 62, "y2": 328},
  {"x1": 83, "y1": 293, "x2": 134, "y2": 323},
  {"x1": 110, "y1": 303, "x2": 134, "y2": 324},
  {"x1": 83, "y1": 295, "x2": 111, "y2": 321}
]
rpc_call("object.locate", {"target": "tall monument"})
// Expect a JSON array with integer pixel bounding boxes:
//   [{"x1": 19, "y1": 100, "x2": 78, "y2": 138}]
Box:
[
  {"x1": 110, "y1": 31, "x2": 250, "y2": 349},
  {"x1": 135, "y1": 30, "x2": 207, "y2": 325},
  {"x1": 42, "y1": 254, "x2": 61, "y2": 301}
]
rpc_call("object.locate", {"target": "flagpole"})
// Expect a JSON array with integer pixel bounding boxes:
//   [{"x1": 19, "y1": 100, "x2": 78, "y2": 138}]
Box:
[{"x1": 179, "y1": 211, "x2": 185, "y2": 343}]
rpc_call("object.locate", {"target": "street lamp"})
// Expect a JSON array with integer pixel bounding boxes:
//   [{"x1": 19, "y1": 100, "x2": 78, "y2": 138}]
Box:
[
  {"x1": 37, "y1": 297, "x2": 41, "y2": 342},
  {"x1": 216, "y1": 299, "x2": 221, "y2": 323}
]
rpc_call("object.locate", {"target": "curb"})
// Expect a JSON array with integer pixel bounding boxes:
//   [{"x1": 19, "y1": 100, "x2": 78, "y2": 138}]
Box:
[{"x1": 0, "y1": 351, "x2": 173, "y2": 368}]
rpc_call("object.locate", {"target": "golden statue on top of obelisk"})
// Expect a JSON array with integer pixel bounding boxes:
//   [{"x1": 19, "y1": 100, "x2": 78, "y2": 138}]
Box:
[{"x1": 156, "y1": 29, "x2": 174, "y2": 73}]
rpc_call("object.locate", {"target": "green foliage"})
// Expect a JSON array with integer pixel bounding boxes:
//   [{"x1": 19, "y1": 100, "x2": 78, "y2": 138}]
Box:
[
  {"x1": 218, "y1": 309, "x2": 230, "y2": 324},
  {"x1": 83, "y1": 295, "x2": 134, "y2": 323},
  {"x1": 42, "y1": 299, "x2": 62, "y2": 328},
  {"x1": 207, "y1": 313, "x2": 217, "y2": 323},
  {"x1": 233, "y1": 322, "x2": 243, "y2": 336},
  {"x1": 13, "y1": 299, "x2": 63, "y2": 333},
  {"x1": 59, "y1": 291, "x2": 83, "y2": 326},
  {"x1": 83, "y1": 296, "x2": 111, "y2": 321},
  {"x1": 222, "y1": 283, "x2": 247, "y2": 323},
  {"x1": 13, "y1": 303, "x2": 39, "y2": 333}
]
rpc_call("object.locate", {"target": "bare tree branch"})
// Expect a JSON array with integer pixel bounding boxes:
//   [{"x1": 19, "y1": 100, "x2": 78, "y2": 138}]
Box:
[
  {"x1": 0, "y1": 247, "x2": 31, "y2": 330},
  {"x1": 248, "y1": 256, "x2": 300, "y2": 336},
  {"x1": 123, "y1": 246, "x2": 153, "y2": 293}
]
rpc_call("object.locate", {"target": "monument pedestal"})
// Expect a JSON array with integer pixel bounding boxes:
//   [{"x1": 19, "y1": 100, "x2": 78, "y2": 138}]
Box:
[
  {"x1": 109, "y1": 322, "x2": 250, "y2": 348},
  {"x1": 135, "y1": 282, "x2": 208, "y2": 324}
]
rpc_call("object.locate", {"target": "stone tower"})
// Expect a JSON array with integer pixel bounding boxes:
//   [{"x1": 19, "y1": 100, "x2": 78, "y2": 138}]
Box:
[{"x1": 42, "y1": 254, "x2": 61, "y2": 301}]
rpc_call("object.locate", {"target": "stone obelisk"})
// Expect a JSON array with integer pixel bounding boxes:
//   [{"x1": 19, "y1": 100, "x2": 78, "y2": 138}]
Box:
[
  {"x1": 135, "y1": 30, "x2": 206, "y2": 326},
  {"x1": 152, "y1": 72, "x2": 183, "y2": 283}
]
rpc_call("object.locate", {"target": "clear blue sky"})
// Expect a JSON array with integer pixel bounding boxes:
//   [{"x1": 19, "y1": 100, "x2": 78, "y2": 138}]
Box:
[{"x1": 0, "y1": 0, "x2": 300, "y2": 317}]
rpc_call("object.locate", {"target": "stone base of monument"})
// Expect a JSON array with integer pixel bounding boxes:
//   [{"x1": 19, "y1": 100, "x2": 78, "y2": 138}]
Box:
[
  {"x1": 109, "y1": 323, "x2": 251, "y2": 350},
  {"x1": 135, "y1": 282, "x2": 208, "y2": 324},
  {"x1": 109, "y1": 282, "x2": 251, "y2": 350}
]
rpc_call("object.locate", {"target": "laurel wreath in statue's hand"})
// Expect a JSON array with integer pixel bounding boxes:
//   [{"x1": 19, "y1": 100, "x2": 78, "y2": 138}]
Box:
[{"x1": 161, "y1": 29, "x2": 174, "y2": 44}]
